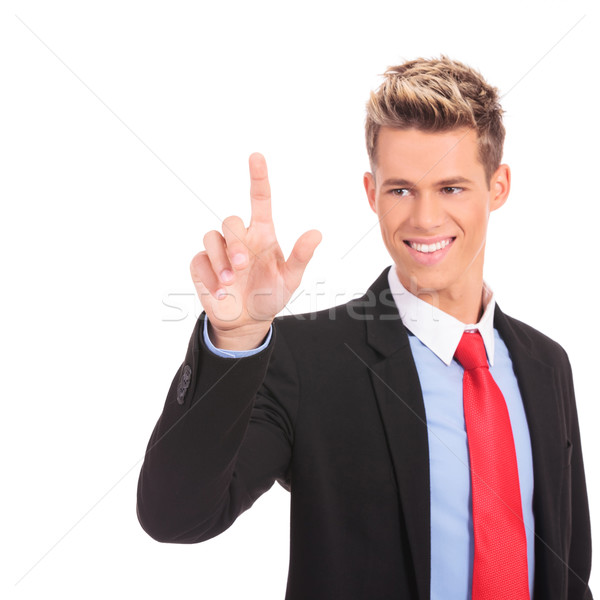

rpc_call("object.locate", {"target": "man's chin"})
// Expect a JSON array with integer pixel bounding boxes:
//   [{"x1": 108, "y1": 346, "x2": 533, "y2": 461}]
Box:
[{"x1": 392, "y1": 264, "x2": 443, "y2": 293}]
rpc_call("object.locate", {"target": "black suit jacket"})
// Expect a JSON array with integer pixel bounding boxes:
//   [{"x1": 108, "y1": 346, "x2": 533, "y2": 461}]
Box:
[{"x1": 137, "y1": 267, "x2": 593, "y2": 599}]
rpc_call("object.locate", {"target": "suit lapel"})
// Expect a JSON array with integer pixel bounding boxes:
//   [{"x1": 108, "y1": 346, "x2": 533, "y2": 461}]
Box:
[
  {"x1": 494, "y1": 307, "x2": 566, "y2": 598},
  {"x1": 363, "y1": 269, "x2": 431, "y2": 600}
]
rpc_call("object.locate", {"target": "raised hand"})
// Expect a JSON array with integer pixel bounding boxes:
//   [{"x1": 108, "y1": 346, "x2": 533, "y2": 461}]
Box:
[{"x1": 190, "y1": 153, "x2": 322, "y2": 351}]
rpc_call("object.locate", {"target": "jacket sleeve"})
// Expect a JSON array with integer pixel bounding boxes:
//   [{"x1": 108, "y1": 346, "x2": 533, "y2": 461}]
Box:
[{"x1": 136, "y1": 313, "x2": 298, "y2": 543}]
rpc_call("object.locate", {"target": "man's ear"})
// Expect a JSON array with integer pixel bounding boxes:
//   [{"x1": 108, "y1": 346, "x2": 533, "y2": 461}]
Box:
[
  {"x1": 364, "y1": 172, "x2": 377, "y2": 213},
  {"x1": 490, "y1": 164, "x2": 510, "y2": 212}
]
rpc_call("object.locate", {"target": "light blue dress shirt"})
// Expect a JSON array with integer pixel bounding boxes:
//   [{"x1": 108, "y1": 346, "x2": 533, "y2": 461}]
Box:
[
  {"x1": 387, "y1": 266, "x2": 535, "y2": 599},
  {"x1": 203, "y1": 267, "x2": 535, "y2": 599}
]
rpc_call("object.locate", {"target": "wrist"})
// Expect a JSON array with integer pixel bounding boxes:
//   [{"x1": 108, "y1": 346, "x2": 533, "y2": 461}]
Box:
[{"x1": 207, "y1": 319, "x2": 272, "y2": 352}]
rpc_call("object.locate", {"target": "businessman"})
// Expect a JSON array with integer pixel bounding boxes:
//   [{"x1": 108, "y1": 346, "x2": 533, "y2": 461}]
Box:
[{"x1": 137, "y1": 56, "x2": 593, "y2": 599}]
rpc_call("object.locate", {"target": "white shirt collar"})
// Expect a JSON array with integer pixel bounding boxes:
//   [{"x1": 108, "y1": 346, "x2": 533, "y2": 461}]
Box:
[{"x1": 387, "y1": 266, "x2": 496, "y2": 367}]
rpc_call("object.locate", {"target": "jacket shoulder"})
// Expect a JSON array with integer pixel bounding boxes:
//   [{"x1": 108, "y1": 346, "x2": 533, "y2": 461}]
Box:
[{"x1": 496, "y1": 309, "x2": 570, "y2": 368}]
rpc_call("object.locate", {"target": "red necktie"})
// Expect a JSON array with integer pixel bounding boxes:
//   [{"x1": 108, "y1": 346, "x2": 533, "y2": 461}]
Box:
[{"x1": 454, "y1": 331, "x2": 530, "y2": 600}]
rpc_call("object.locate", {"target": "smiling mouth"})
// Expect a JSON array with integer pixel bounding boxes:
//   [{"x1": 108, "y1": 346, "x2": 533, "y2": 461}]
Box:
[{"x1": 404, "y1": 237, "x2": 455, "y2": 254}]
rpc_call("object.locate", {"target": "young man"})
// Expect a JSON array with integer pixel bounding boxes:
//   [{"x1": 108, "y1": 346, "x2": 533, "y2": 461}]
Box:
[{"x1": 137, "y1": 57, "x2": 593, "y2": 599}]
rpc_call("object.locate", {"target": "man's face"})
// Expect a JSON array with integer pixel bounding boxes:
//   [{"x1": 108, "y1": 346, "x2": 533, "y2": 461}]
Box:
[{"x1": 364, "y1": 127, "x2": 509, "y2": 312}]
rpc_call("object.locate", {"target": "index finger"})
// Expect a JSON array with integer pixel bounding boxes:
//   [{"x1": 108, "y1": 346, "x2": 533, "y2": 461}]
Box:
[{"x1": 249, "y1": 153, "x2": 273, "y2": 227}]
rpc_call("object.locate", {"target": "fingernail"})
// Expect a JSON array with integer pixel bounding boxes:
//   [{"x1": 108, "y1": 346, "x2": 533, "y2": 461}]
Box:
[
  {"x1": 220, "y1": 269, "x2": 233, "y2": 283},
  {"x1": 231, "y1": 253, "x2": 246, "y2": 266},
  {"x1": 216, "y1": 289, "x2": 227, "y2": 300}
]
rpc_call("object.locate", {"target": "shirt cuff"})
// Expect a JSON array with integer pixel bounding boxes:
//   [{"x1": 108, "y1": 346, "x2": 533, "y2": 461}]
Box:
[{"x1": 202, "y1": 316, "x2": 272, "y2": 358}]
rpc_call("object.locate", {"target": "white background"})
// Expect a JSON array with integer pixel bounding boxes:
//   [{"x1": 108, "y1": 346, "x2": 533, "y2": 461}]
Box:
[{"x1": 1, "y1": 0, "x2": 598, "y2": 598}]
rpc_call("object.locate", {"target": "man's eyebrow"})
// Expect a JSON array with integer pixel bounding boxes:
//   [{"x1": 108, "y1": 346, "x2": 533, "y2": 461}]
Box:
[
  {"x1": 381, "y1": 177, "x2": 475, "y2": 188},
  {"x1": 435, "y1": 177, "x2": 474, "y2": 186},
  {"x1": 381, "y1": 178, "x2": 416, "y2": 188}
]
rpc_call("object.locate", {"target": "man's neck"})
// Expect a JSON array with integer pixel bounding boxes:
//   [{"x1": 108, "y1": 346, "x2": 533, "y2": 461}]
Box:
[
  {"x1": 398, "y1": 271, "x2": 486, "y2": 325},
  {"x1": 436, "y1": 290, "x2": 485, "y2": 325}
]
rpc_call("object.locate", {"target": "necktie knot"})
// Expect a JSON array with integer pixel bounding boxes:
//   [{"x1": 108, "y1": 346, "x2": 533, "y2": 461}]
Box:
[{"x1": 454, "y1": 331, "x2": 488, "y2": 371}]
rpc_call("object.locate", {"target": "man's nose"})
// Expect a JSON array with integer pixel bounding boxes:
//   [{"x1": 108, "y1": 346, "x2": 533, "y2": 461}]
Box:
[{"x1": 409, "y1": 192, "x2": 444, "y2": 230}]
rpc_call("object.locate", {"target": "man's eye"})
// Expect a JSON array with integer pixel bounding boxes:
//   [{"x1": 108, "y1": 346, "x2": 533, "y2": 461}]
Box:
[
  {"x1": 391, "y1": 188, "x2": 410, "y2": 197},
  {"x1": 442, "y1": 186, "x2": 462, "y2": 194}
]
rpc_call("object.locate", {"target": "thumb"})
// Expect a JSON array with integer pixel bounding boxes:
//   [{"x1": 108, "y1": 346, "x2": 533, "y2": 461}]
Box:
[{"x1": 283, "y1": 229, "x2": 322, "y2": 289}]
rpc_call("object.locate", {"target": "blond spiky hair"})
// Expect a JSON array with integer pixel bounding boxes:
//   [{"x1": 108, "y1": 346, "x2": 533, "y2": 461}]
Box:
[{"x1": 365, "y1": 56, "x2": 505, "y2": 183}]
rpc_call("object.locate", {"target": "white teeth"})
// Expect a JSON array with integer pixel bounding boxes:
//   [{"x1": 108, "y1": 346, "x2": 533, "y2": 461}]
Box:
[{"x1": 409, "y1": 239, "x2": 452, "y2": 253}]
